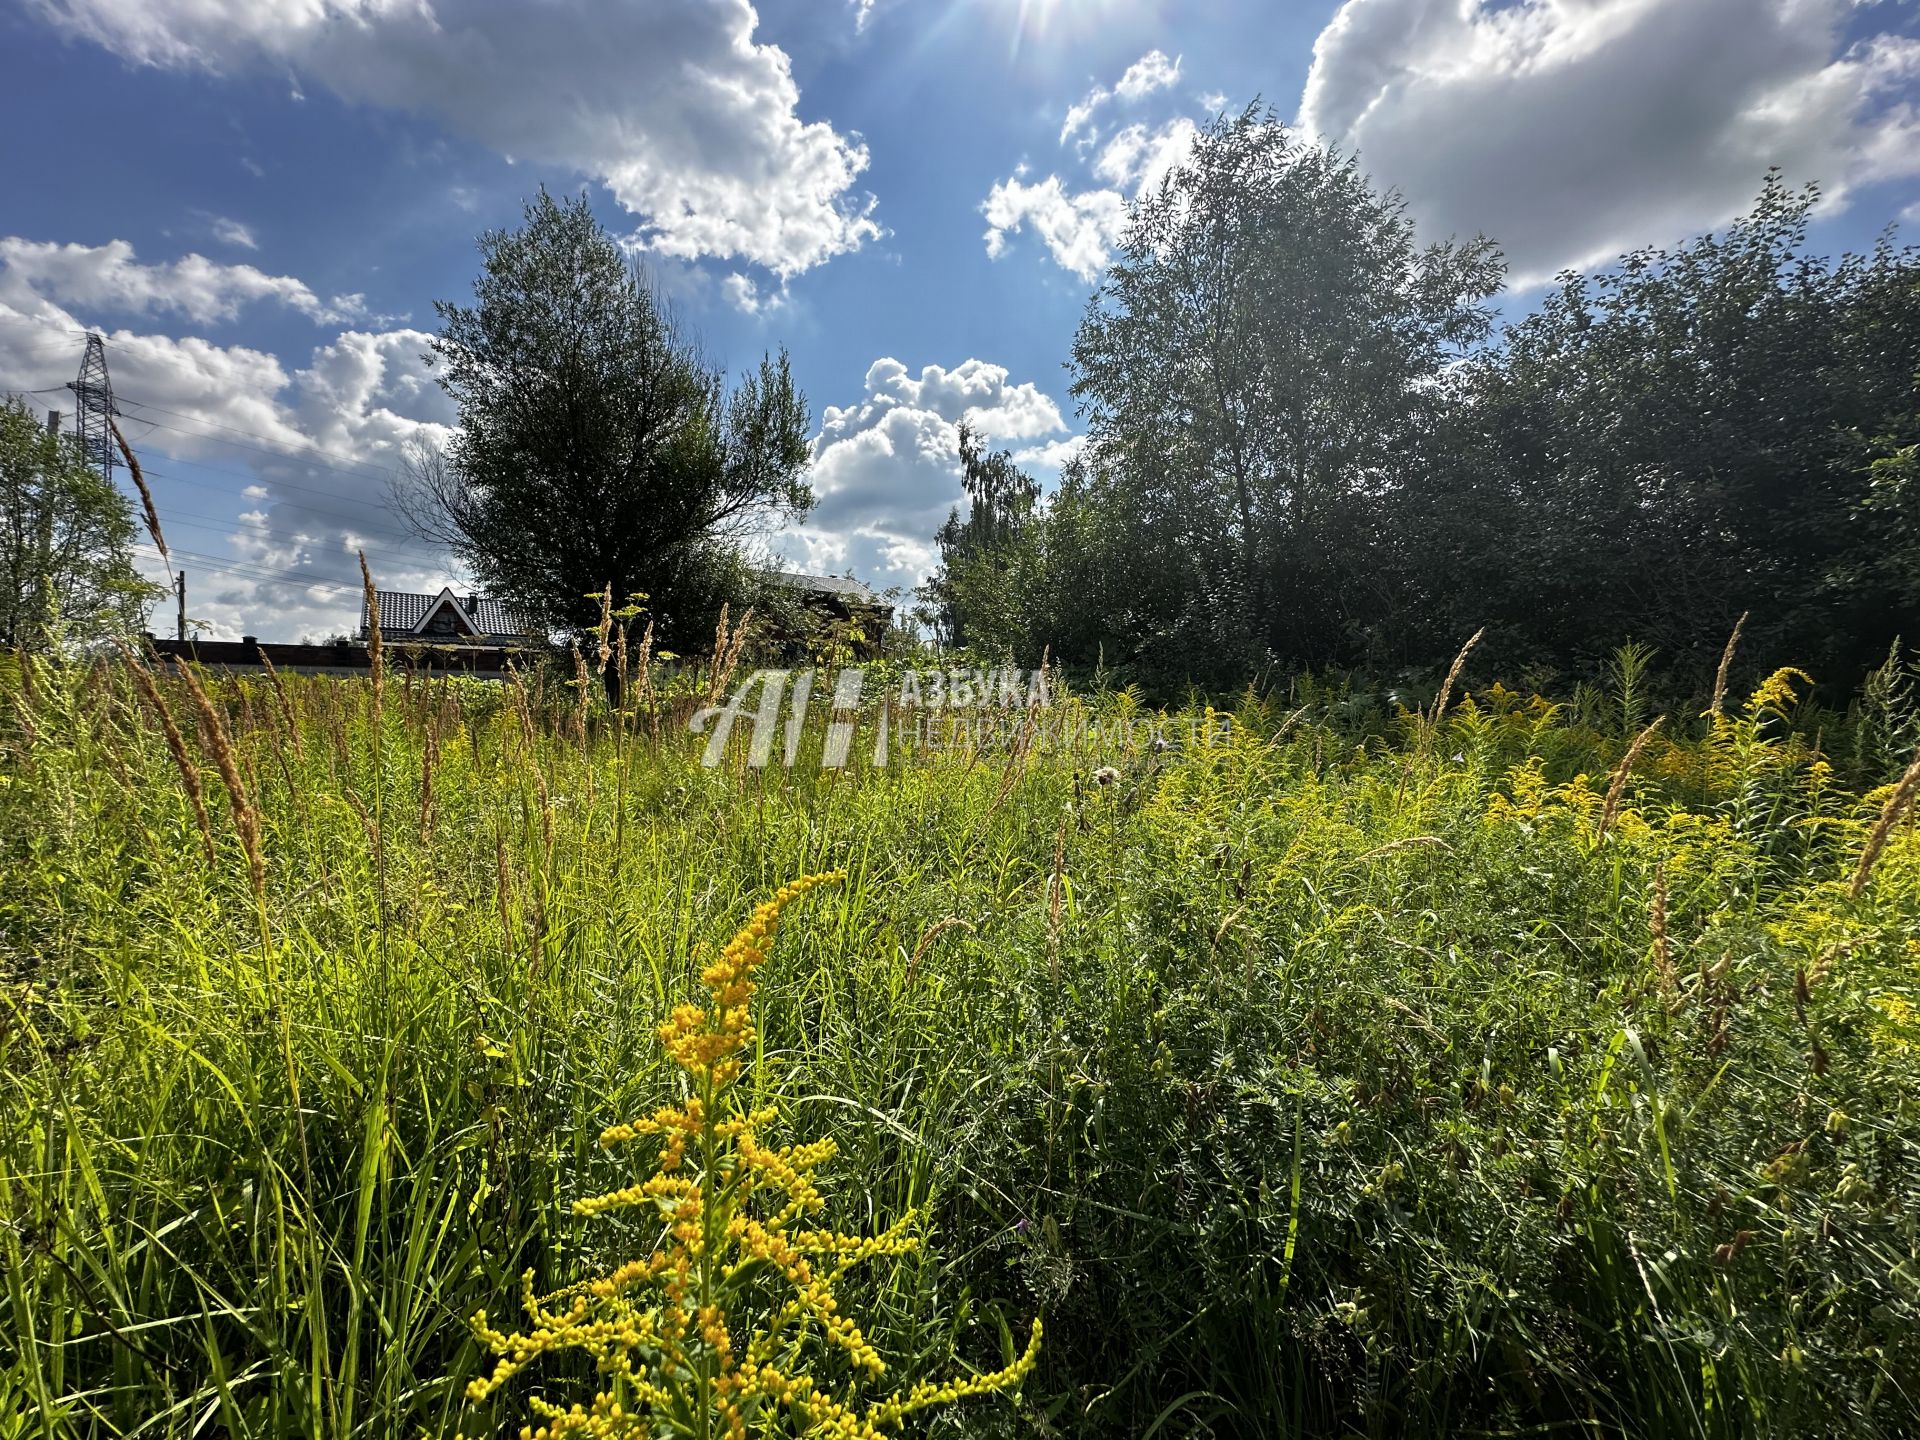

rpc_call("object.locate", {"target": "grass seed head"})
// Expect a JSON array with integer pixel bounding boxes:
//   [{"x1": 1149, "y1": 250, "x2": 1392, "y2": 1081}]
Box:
[{"x1": 1852, "y1": 746, "x2": 1920, "y2": 900}]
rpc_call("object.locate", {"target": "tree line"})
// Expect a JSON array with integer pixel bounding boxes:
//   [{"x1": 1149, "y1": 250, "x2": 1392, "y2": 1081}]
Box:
[
  {"x1": 924, "y1": 107, "x2": 1920, "y2": 697},
  {"x1": 6, "y1": 120, "x2": 1916, "y2": 697}
]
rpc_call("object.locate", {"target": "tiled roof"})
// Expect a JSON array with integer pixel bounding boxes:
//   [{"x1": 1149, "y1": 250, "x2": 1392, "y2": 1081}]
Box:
[
  {"x1": 467, "y1": 596, "x2": 532, "y2": 637},
  {"x1": 767, "y1": 570, "x2": 882, "y2": 603},
  {"x1": 361, "y1": 590, "x2": 534, "y2": 642}
]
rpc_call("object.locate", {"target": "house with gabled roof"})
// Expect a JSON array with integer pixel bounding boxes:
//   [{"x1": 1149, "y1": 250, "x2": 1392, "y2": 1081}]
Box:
[{"x1": 360, "y1": 587, "x2": 538, "y2": 646}]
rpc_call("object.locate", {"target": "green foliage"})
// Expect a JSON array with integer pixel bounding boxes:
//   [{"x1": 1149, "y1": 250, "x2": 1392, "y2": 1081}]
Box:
[
  {"x1": 1, "y1": 655, "x2": 1918, "y2": 1438},
  {"x1": 1408, "y1": 173, "x2": 1920, "y2": 690},
  {"x1": 918, "y1": 425, "x2": 1043, "y2": 652},
  {"x1": 403, "y1": 191, "x2": 813, "y2": 650},
  {"x1": 978, "y1": 105, "x2": 1503, "y2": 681},
  {"x1": 935, "y1": 136, "x2": 1920, "y2": 703},
  {"x1": 0, "y1": 396, "x2": 159, "y2": 652}
]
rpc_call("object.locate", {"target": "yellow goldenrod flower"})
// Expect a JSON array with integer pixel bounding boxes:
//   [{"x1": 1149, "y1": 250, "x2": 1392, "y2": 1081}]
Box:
[{"x1": 461, "y1": 872, "x2": 1040, "y2": 1436}]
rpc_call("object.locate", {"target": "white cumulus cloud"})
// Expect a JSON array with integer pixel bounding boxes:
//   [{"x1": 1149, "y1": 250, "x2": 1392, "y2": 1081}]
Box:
[
  {"x1": 981, "y1": 177, "x2": 1130, "y2": 283},
  {"x1": 1092, "y1": 118, "x2": 1199, "y2": 193},
  {"x1": 782, "y1": 358, "x2": 1075, "y2": 587},
  {"x1": 0, "y1": 238, "x2": 363, "y2": 325},
  {"x1": 988, "y1": 52, "x2": 1202, "y2": 282},
  {"x1": 722, "y1": 272, "x2": 789, "y2": 317},
  {"x1": 1296, "y1": 0, "x2": 1920, "y2": 286},
  {"x1": 1115, "y1": 49, "x2": 1182, "y2": 102},
  {"x1": 30, "y1": 0, "x2": 881, "y2": 281},
  {"x1": 1060, "y1": 48, "x2": 1183, "y2": 145}
]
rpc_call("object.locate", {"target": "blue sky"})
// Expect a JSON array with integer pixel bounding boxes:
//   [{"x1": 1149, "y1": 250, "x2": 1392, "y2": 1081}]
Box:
[{"x1": 3, "y1": 0, "x2": 1918, "y2": 640}]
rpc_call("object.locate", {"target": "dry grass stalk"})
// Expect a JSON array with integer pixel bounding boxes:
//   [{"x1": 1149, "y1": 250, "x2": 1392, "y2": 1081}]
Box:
[
  {"x1": 981, "y1": 750, "x2": 1026, "y2": 827},
  {"x1": 730, "y1": 605, "x2": 753, "y2": 667},
  {"x1": 13, "y1": 645, "x2": 34, "y2": 707},
  {"x1": 703, "y1": 604, "x2": 755, "y2": 707},
  {"x1": 1650, "y1": 861, "x2": 1675, "y2": 996},
  {"x1": 260, "y1": 698, "x2": 300, "y2": 818},
  {"x1": 906, "y1": 916, "x2": 977, "y2": 979},
  {"x1": 1850, "y1": 747, "x2": 1920, "y2": 899},
  {"x1": 322, "y1": 680, "x2": 352, "y2": 777},
  {"x1": 237, "y1": 689, "x2": 266, "y2": 800},
  {"x1": 117, "y1": 642, "x2": 217, "y2": 865},
  {"x1": 256, "y1": 651, "x2": 304, "y2": 760},
  {"x1": 571, "y1": 640, "x2": 590, "y2": 746},
  {"x1": 595, "y1": 583, "x2": 613, "y2": 674},
  {"x1": 9, "y1": 687, "x2": 40, "y2": 753},
  {"x1": 613, "y1": 615, "x2": 630, "y2": 719},
  {"x1": 170, "y1": 657, "x2": 265, "y2": 899},
  {"x1": 358, "y1": 551, "x2": 383, "y2": 724},
  {"x1": 1431, "y1": 627, "x2": 1485, "y2": 727},
  {"x1": 88, "y1": 673, "x2": 139, "y2": 794},
  {"x1": 705, "y1": 603, "x2": 730, "y2": 704},
  {"x1": 507, "y1": 662, "x2": 537, "y2": 749},
  {"x1": 109, "y1": 418, "x2": 169, "y2": 570},
  {"x1": 634, "y1": 617, "x2": 658, "y2": 742},
  {"x1": 1597, "y1": 715, "x2": 1665, "y2": 843},
  {"x1": 527, "y1": 892, "x2": 548, "y2": 979},
  {"x1": 343, "y1": 785, "x2": 380, "y2": 856},
  {"x1": 1809, "y1": 941, "x2": 1843, "y2": 990},
  {"x1": 1048, "y1": 817, "x2": 1066, "y2": 985},
  {"x1": 1709, "y1": 611, "x2": 1749, "y2": 719}
]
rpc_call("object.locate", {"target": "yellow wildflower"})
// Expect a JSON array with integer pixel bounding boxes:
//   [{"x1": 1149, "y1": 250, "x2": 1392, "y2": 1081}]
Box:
[{"x1": 461, "y1": 872, "x2": 1040, "y2": 1436}]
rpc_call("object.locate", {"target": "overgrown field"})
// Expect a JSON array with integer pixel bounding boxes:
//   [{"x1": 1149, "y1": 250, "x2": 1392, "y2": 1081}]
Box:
[{"x1": 2, "y1": 651, "x2": 1918, "y2": 1438}]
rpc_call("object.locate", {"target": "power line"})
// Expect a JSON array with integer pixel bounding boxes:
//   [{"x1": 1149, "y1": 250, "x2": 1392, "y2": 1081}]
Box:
[
  {"x1": 43, "y1": 338, "x2": 437, "y2": 489},
  {"x1": 120, "y1": 412, "x2": 402, "y2": 484},
  {"x1": 114, "y1": 396, "x2": 407, "y2": 480},
  {"x1": 167, "y1": 547, "x2": 452, "y2": 597},
  {"x1": 41, "y1": 341, "x2": 456, "y2": 583},
  {"x1": 112, "y1": 433, "x2": 453, "y2": 562},
  {"x1": 165, "y1": 548, "x2": 360, "y2": 586},
  {"x1": 119, "y1": 440, "x2": 423, "y2": 525},
  {"x1": 150, "y1": 504, "x2": 450, "y2": 573},
  {"x1": 6, "y1": 342, "x2": 409, "y2": 482},
  {"x1": 137, "y1": 461, "x2": 432, "y2": 548},
  {"x1": 3, "y1": 340, "x2": 93, "y2": 364},
  {"x1": 171, "y1": 545, "x2": 443, "y2": 588},
  {"x1": 145, "y1": 553, "x2": 363, "y2": 601}
]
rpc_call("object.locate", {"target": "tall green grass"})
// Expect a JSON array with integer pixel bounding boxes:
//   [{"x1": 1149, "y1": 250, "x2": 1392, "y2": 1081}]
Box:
[{"x1": 0, "y1": 652, "x2": 1916, "y2": 1437}]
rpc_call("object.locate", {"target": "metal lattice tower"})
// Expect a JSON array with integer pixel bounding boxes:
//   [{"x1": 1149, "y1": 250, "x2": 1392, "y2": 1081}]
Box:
[{"x1": 67, "y1": 333, "x2": 117, "y2": 485}]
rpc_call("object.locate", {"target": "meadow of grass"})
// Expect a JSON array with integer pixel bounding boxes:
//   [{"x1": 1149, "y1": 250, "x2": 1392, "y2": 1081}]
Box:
[{"x1": 1, "y1": 641, "x2": 1918, "y2": 1439}]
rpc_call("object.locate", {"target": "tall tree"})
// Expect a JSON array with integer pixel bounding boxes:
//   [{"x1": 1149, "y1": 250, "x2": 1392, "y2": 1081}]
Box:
[
  {"x1": 400, "y1": 191, "x2": 812, "y2": 647},
  {"x1": 1066, "y1": 105, "x2": 1502, "y2": 677},
  {"x1": 1410, "y1": 175, "x2": 1920, "y2": 689},
  {"x1": 918, "y1": 424, "x2": 1041, "y2": 648},
  {"x1": 0, "y1": 396, "x2": 158, "y2": 651}
]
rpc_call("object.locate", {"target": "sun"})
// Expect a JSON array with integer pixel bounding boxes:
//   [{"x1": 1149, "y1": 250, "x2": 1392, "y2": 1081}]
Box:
[{"x1": 994, "y1": 0, "x2": 1155, "y2": 51}]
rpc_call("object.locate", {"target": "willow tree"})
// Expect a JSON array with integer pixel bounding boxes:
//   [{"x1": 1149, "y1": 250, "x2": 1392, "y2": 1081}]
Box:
[{"x1": 400, "y1": 191, "x2": 812, "y2": 648}]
